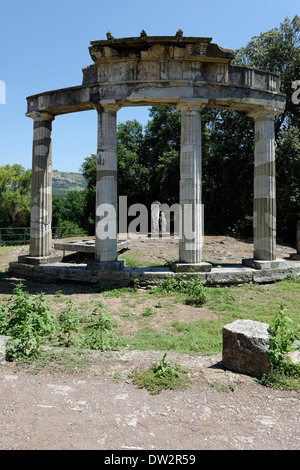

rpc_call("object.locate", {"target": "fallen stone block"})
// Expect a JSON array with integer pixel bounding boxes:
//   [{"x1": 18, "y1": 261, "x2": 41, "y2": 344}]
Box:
[{"x1": 222, "y1": 319, "x2": 272, "y2": 377}]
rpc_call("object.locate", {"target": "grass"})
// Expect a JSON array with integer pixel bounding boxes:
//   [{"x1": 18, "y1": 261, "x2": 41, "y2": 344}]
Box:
[
  {"x1": 259, "y1": 367, "x2": 300, "y2": 390},
  {"x1": 118, "y1": 252, "x2": 164, "y2": 267},
  {"x1": 0, "y1": 246, "x2": 14, "y2": 254},
  {"x1": 0, "y1": 252, "x2": 299, "y2": 389}
]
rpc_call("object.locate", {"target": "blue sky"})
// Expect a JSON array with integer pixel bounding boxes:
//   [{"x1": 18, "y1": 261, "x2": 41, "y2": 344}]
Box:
[{"x1": 0, "y1": 0, "x2": 298, "y2": 173}]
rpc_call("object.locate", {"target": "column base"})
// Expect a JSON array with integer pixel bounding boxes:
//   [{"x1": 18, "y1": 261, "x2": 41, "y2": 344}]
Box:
[
  {"x1": 290, "y1": 253, "x2": 300, "y2": 261},
  {"x1": 18, "y1": 254, "x2": 63, "y2": 265},
  {"x1": 242, "y1": 258, "x2": 289, "y2": 270},
  {"x1": 86, "y1": 260, "x2": 125, "y2": 271},
  {"x1": 171, "y1": 262, "x2": 212, "y2": 273}
]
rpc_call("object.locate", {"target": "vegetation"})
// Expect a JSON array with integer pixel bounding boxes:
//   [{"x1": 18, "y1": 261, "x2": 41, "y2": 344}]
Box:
[
  {"x1": 259, "y1": 305, "x2": 300, "y2": 390},
  {"x1": 0, "y1": 284, "x2": 124, "y2": 360},
  {"x1": 0, "y1": 164, "x2": 31, "y2": 229},
  {"x1": 130, "y1": 353, "x2": 190, "y2": 395},
  {"x1": 52, "y1": 170, "x2": 87, "y2": 197},
  {"x1": 0, "y1": 275, "x2": 299, "y2": 390},
  {"x1": 0, "y1": 16, "x2": 299, "y2": 393}
]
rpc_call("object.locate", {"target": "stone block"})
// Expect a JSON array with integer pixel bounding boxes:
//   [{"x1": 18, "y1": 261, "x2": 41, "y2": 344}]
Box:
[
  {"x1": 222, "y1": 319, "x2": 271, "y2": 377},
  {"x1": 8, "y1": 262, "x2": 34, "y2": 276},
  {"x1": 18, "y1": 254, "x2": 63, "y2": 265},
  {"x1": 252, "y1": 268, "x2": 290, "y2": 284},
  {"x1": 97, "y1": 268, "x2": 132, "y2": 287},
  {"x1": 171, "y1": 262, "x2": 212, "y2": 273},
  {"x1": 242, "y1": 258, "x2": 288, "y2": 270},
  {"x1": 86, "y1": 260, "x2": 125, "y2": 271},
  {"x1": 0, "y1": 336, "x2": 11, "y2": 363},
  {"x1": 131, "y1": 267, "x2": 174, "y2": 286},
  {"x1": 206, "y1": 266, "x2": 253, "y2": 285},
  {"x1": 59, "y1": 266, "x2": 98, "y2": 283}
]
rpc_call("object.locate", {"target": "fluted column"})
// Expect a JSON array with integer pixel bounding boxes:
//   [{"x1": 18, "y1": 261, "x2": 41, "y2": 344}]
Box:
[
  {"x1": 95, "y1": 102, "x2": 120, "y2": 263},
  {"x1": 28, "y1": 111, "x2": 54, "y2": 258},
  {"x1": 252, "y1": 112, "x2": 276, "y2": 260},
  {"x1": 175, "y1": 102, "x2": 209, "y2": 270}
]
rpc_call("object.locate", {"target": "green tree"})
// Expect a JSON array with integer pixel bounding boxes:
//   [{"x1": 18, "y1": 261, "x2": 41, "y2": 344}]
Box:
[
  {"x1": 81, "y1": 120, "x2": 152, "y2": 231},
  {"x1": 232, "y1": 15, "x2": 300, "y2": 241},
  {"x1": 142, "y1": 106, "x2": 181, "y2": 201},
  {"x1": 0, "y1": 164, "x2": 31, "y2": 227},
  {"x1": 80, "y1": 154, "x2": 97, "y2": 235},
  {"x1": 235, "y1": 15, "x2": 300, "y2": 137},
  {"x1": 117, "y1": 120, "x2": 151, "y2": 206}
]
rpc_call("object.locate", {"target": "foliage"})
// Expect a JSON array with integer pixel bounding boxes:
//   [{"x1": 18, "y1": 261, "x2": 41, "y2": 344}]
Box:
[
  {"x1": 82, "y1": 303, "x2": 124, "y2": 351},
  {"x1": 52, "y1": 191, "x2": 88, "y2": 230},
  {"x1": 275, "y1": 126, "x2": 300, "y2": 237},
  {"x1": 130, "y1": 352, "x2": 190, "y2": 394},
  {"x1": 152, "y1": 274, "x2": 207, "y2": 306},
  {"x1": 233, "y1": 15, "x2": 300, "y2": 241},
  {"x1": 0, "y1": 164, "x2": 31, "y2": 228},
  {"x1": 80, "y1": 153, "x2": 97, "y2": 234},
  {"x1": 202, "y1": 109, "x2": 254, "y2": 237},
  {"x1": 235, "y1": 15, "x2": 300, "y2": 135},
  {"x1": 52, "y1": 220, "x2": 88, "y2": 239},
  {"x1": 0, "y1": 285, "x2": 124, "y2": 360},
  {"x1": 57, "y1": 299, "x2": 83, "y2": 347},
  {"x1": 0, "y1": 284, "x2": 55, "y2": 358},
  {"x1": 267, "y1": 304, "x2": 300, "y2": 373}
]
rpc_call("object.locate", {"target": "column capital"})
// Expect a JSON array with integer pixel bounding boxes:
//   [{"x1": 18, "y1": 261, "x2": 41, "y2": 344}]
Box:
[
  {"x1": 26, "y1": 111, "x2": 55, "y2": 122},
  {"x1": 247, "y1": 108, "x2": 280, "y2": 120},
  {"x1": 177, "y1": 99, "x2": 208, "y2": 112},
  {"x1": 94, "y1": 100, "x2": 121, "y2": 113}
]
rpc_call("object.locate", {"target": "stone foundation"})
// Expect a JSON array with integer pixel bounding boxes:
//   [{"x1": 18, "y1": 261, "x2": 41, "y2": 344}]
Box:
[{"x1": 8, "y1": 260, "x2": 299, "y2": 287}]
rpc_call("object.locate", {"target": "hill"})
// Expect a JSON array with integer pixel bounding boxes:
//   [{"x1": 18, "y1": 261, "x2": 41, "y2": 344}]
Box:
[{"x1": 52, "y1": 170, "x2": 87, "y2": 197}]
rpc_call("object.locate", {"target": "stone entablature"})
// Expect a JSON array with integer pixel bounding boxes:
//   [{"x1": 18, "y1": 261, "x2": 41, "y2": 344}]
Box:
[{"x1": 26, "y1": 35, "x2": 285, "y2": 117}]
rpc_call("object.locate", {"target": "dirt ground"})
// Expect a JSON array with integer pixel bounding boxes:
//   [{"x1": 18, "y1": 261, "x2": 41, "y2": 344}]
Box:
[{"x1": 0, "y1": 236, "x2": 299, "y2": 451}]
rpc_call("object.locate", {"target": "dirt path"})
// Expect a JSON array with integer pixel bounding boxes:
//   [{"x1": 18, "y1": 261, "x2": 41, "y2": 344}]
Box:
[
  {"x1": 0, "y1": 350, "x2": 299, "y2": 451},
  {"x1": 0, "y1": 237, "x2": 299, "y2": 451}
]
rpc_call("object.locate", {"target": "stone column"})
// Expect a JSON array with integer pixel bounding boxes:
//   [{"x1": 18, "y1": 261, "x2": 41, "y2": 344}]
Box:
[
  {"x1": 243, "y1": 111, "x2": 287, "y2": 269},
  {"x1": 93, "y1": 102, "x2": 123, "y2": 268},
  {"x1": 27, "y1": 112, "x2": 55, "y2": 260},
  {"x1": 252, "y1": 112, "x2": 276, "y2": 261},
  {"x1": 172, "y1": 102, "x2": 210, "y2": 272}
]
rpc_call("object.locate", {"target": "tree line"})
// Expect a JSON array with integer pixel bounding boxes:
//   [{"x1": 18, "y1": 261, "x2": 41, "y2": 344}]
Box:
[{"x1": 1, "y1": 16, "x2": 299, "y2": 245}]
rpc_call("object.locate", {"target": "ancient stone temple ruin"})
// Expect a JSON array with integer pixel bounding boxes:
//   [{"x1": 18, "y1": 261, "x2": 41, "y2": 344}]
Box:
[{"x1": 9, "y1": 31, "x2": 299, "y2": 286}]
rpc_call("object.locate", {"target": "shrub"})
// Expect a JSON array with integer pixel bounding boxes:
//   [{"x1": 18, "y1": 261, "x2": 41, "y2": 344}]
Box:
[
  {"x1": 267, "y1": 304, "x2": 300, "y2": 374},
  {"x1": 0, "y1": 284, "x2": 55, "y2": 359},
  {"x1": 130, "y1": 352, "x2": 190, "y2": 394}
]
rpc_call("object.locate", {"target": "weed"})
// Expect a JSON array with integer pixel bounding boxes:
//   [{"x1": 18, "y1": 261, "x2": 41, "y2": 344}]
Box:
[
  {"x1": 143, "y1": 307, "x2": 154, "y2": 317},
  {"x1": 209, "y1": 382, "x2": 236, "y2": 392},
  {"x1": 259, "y1": 304, "x2": 300, "y2": 389},
  {"x1": 17, "y1": 348, "x2": 92, "y2": 375},
  {"x1": 82, "y1": 304, "x2": 124, "y2": 351},
  {"x1": 113, "y1": 373, "x2": 122, "y2": 381},
  {"x1": 130, "y1": 353, "x2": 190, "y2": 394},
  {"x1": 152, "y1": 274, "x2": 207, "y2": 306},
  {"x1": 267, "y1": 304, "x2": 300, "y2": 373},
  {"x1": 57, "y1": 299, "x2": 83, "y2": 347},
  {"x1": 131, "y1": 278, "x2": 141, "y2": 290},
  {"x1": 0, "y1": 283, "x2": 56, "y2": 359}
]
